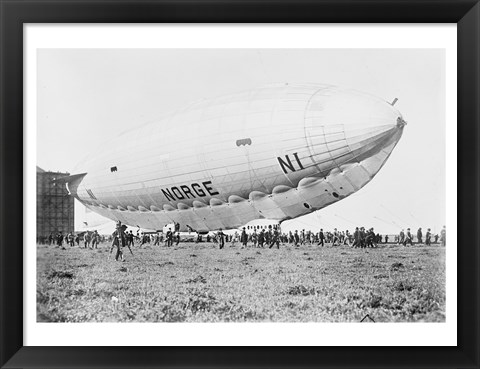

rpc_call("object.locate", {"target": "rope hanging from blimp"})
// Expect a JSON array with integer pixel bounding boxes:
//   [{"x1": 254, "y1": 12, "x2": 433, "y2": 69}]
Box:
[
  {"x1": 373, "y1": 215, "x2": 399, "y2": 228},
  {"x1": 380, "y1": 204, "x2": 409, "y2": 228},
  {"x1": 333, "y1": 213, "x2": 358, "y2": 227}
]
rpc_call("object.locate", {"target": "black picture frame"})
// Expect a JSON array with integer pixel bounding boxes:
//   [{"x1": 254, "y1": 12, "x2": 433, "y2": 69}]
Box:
[{"x1": 1, "y1": 1, "x2": 479, "y2": 368}]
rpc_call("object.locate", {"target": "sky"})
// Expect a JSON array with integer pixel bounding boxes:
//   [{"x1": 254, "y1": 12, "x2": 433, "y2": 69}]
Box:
[{"x1": 37, "y1": 49, "x2": 446, "y2": 234}]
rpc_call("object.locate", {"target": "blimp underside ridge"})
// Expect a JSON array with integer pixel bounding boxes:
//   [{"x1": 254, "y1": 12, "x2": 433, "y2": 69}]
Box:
[{"x1": 85, "y1": 132, "x2": 400, "y2": 232}]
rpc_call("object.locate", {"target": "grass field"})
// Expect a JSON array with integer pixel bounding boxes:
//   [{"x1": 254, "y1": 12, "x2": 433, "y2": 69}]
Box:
[{"x1": 37, "y1": 242, "x2": 445, "y2": 323}]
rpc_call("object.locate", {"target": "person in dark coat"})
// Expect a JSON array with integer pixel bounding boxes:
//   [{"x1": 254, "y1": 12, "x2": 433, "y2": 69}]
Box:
[
  {"x1": 110, "y1": 221, "x2": 128, "y2": 261},
  {"x1": 265, "y1": 227, "x2": 272, "y2": 245},
  {"x1": 293, "y1": 230, "x2": 300, "y2": 247},
  {"x1": 365, "y1": 228, "x2": 374, "y2": 247},
  {"x1": 240, "y1": 227, "x2": 248, "y2": 248},
  {"x1": 84, "y1": 232, "x2": 91, "y2": 249},
  {"x1": 216, "y1": 229, "x2": 226, "y2": 249},
  {"x1": 91, "y1": 230, "x2": 99, "y2": 249},
  {"x1": 417, "y1": 228, "x2": 423, "y2": 245},
  {"x1": 165, "y1": 230, "x2": 173, "y2": 247},
  {"x1": 317, "y1": 229, "x2": 325, "y2": 247},
  {"x1": 269, "y1": 228, "x2": 280, "y2": 249},
  {"x1": 353, "y1": 227, "x2": 360, "y2": 248},
  {"x1": 359, "y1": 227, "x2": 366, "y2": 248},
  {"x1": 56, "y1": 232, "x2": 64, "y2": 247}
]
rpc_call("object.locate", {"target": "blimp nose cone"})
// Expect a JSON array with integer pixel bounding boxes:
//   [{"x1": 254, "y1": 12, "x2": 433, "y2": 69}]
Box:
[
  {"x1": 304, "y1": 87, "x2": 405, "y2": 172},
  {"x1": 342, "y1": 117, "x2": 404, "y2": 163},
  {"x1": 396, "y1": 116, "x2": 407, "y2": 128}
]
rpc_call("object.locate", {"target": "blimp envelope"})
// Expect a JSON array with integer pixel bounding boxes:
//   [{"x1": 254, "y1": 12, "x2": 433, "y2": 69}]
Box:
[{"x1": 66, "y1": 83, "x2": 405, "y2": 232}]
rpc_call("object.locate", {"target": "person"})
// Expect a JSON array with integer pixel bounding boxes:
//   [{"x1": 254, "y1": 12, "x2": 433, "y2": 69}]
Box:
[
  {"x1": 216, "y1": 229, "x2": 226, "y2": 249},
  {"x1": 293, "y1": 230, "x2": 300, "y2": 247},
  {"x1": 343, "y1": 230, "x2": 351, "y2": 246},
  {"x1": 251, "y1": 230, "x2": 258, "y2": 247},
  {"x1": 240, "y1": 228, "x2": 248, "y2": 248},
  {"x1": 257, "y1": 229, "x2": 265, "y2": 248},
  {"x1": 269, "y1": 228, "x2": 280, "y2": 249},
  {"x1": 67, "y1": 232, "x2": 75, "y2": 247},
  {"x1": 417, "y1": 228, "x2": 423, "y2": 245},
  {"x1": 165, "y1": 230, "x2": 173, "y2": 247},
  {"x1": 365, "y1": 228, "x2": 375, "y2": 247},
  {"x1": 154, "y1": 232, "x2": 160, "y2": 246},
  {"x1": 359, "y1": 227, "x2": 366, "y2": 248},
  {"x1": 300, "y1": 229, "x2": 306, "y2": 246},
  {"x1": 126, "y1": 231, "x2": 135, "y2": 247},
  {"x1": 110, "y1": 221, "x2": 127, "y2": 261},
  {"x1": 440, "y1": 226, "x2": 446, "y2": 246},
  {"x1": 332, "y1": 228, "x2": 339, "y2": 246},
  {"x1": 318, "y1": 229, "x2": 325, "y2": 247},
  {"x1": 265, "y1": 227, "x2": 272, "y2": 245},
  {"x1": 124, "y1": 229, "x2": 134, "y2": 255},
  {"x1": 91, "y1": 230, "x2": 99, "y2": 249},
  {"x1": 56, "y1": 232, "x2": 64, "y2": 247},
  {"x1": 84, "y1": 232, "x2": 91, "y2": 249},
  {"x1": 398, "y1": 229, "x2": 405, "y2": 245},
  {"x1": 347, "y1": 230, "x2": 353, "y2": 246},
  {"x1": 353, "y1": 227, "x2": 360, "y2": 248},
  {"x1": 425, "y1": 228, "x2": 432, "y2": 245},
  {"x1": 404, "y1": 228, "x2": 413, "y2": 246},
  {"x1": 176, "y1": 232, "x2": 181, "y2": 246},
  {"x1": 232, "y1": 231, "x2": 239, "y2": 247},
  {"x1": 385, "y1": 235, "x2": 389, "y2": 243}
]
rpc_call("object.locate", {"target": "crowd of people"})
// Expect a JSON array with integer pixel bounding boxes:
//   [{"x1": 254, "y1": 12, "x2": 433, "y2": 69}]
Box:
[
  {"x1": 395, "y1": 227, "x2": 446, "y2": 247},
  {"x1": 37, "y1": 231, "x2": 104, "y2": 248},
  {"x1": 38, "y1": 223, "x2": 446, "y2": 259},
  {"x1": 212, "y1": 225, "x2": 446, "y2": 249}
]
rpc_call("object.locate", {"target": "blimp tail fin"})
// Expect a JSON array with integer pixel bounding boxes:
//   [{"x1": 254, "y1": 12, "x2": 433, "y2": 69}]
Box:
[{"x1": 53, "y1": 172, "x2": 87, "y2": 199}]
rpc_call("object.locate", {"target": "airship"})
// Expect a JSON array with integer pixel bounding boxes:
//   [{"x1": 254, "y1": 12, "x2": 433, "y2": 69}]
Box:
[{"x1": 64, "y1": 83, "x2": 406, "y2": 232}]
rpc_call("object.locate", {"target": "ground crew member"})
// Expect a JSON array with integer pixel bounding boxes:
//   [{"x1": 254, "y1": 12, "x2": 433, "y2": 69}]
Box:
[
  {"x1": 318, "y1": 229, "x2": 325, "y2": 247},
  {"x1": 91, "y1": 230, "x2": 99, "y2": 249},
  {"x1": 216, "y1": 229, "x2": 226, "y2": 249},
  {"x1": 110, "y1": 221, "x2": 127, "y2": 261},
  {"x1": 404, "y1": 228, "x2": 413, "y2": 246},
  {"x1": 240, "y1": 228, "x2": 248, "y2": 248},
  {"x1": 425, "y1": 228, "x2": 432, "y2": 245},
  {"x1": 293, "y1": 230, "x2": 300, "y2": 247},
  {"x1": 417, "y1": 228, "x2": 423, "y2": 245},
  {"x1": 84, "y1": 232, "x2": 91, "y2": 249},
  {"x1": 359, "y1": 227, "x2": 366, "y2": 248},
  {"x1": 269, "y1": 228, "x2": 280, "y2": 249}
]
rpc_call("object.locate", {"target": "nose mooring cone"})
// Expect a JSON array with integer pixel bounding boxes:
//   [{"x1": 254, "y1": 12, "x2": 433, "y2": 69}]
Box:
[{"x1": 396, "y1": 117, "x2": 407, "y2": 128}]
